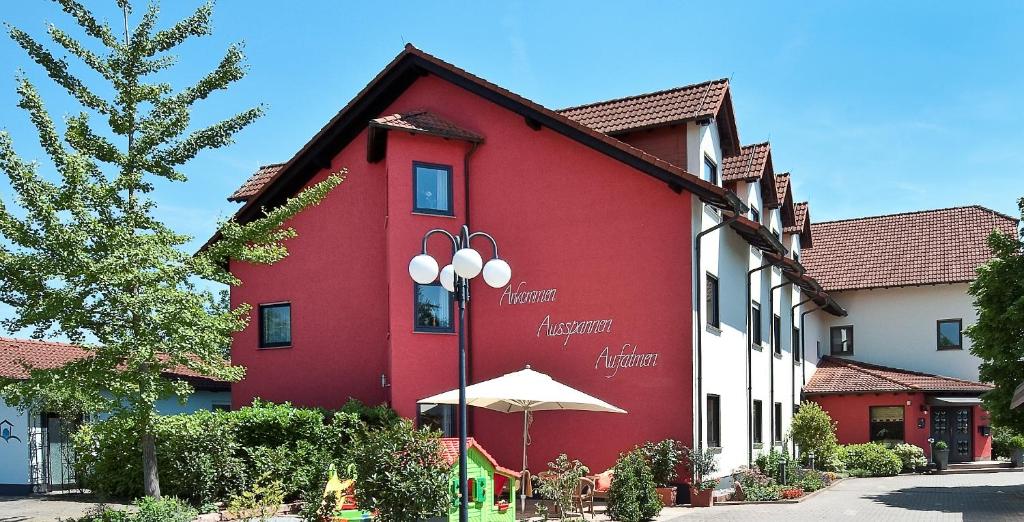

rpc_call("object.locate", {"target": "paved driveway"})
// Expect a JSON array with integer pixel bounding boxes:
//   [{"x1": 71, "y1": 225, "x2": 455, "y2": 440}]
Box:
[
  {"x1": 0, "y1": 496, "x2": 130, "y2": 522},
  {"x1": 666, "y1": 471, "x2": 1024, "y2": 521}
]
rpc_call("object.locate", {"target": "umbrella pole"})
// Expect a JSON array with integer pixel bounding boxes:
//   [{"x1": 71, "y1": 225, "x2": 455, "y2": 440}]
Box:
[{"x1": 521, "y1": 409, "x2": 528, "y2": 513}]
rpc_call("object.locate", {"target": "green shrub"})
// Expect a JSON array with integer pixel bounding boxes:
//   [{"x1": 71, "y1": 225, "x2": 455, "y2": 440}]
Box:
[
  {"x1": 754, "y1": 448, "x2": 798, "y2": 485},
  {"x1": 789, "y1": 402, "x2": 842, "y2": 471},
  {"x1": 890, "y1": 443, "x2": 927, "y2": 472},
  {"x1": 608, "y1": 450, "x2": 662, "y2": 522},
  {"x1": 847, "y1": 468, "x2": 870, "y2": 478},
  {"x1": 735, "y1": 466, "x2": 781, "y2": 501},
  {"x1": 72, "y1": 400, "x2": 373, "y2": 506},
  {"x1": 226, "y1": 478, "x2": 286, "y2": 522},
  {"x1": 133, "y1": 497, "x2": 197, "y2": 522},
  {"x1": 841, "y1": 443, "x2": 901, "y2": 477},
  {"x1": 791, "y1": 469, "x2": 825, "y2": 492},
  {"x1": 62, "y1": 498, "x2": 196, "y2": 522},
  {"x1": 637, "y1": 439, "x2": 682, "y2": 487},
  {"x1": 538, "y1": 454, "x2": 590, "y2": 518},
  {"x1": 991, "y1": 426, "x2": 1023, "y2": 459},
  {"x1": 350, "y1": 420, "x2": 450, "y2": 522}
]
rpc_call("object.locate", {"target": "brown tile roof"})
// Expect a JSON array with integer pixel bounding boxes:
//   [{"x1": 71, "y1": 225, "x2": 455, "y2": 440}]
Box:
[
  {"x1": 722, "y1": 142, "x2": 770, "y2": 182},
  {"x1": 228, "y1": 163, "x2": 284, "y2": 203},
  {"x1": 0, "y1": 337, "x2": 229, "y2": 388},
  {"x1": 369, "y1": 110, "x2": 484, "y2": 143},
  {"x1": 804, "y1": 356, "x2": 993, "y2": 395},
  {"x1": 774, "y1": 172, "x2": 790, "y2": 206},
  {"x1": 558, "y1": 79, "x2": 729, "y2": 135},
  {"x1": 786, "y1": 201, "x2": 812, "y2": 247},
  {"x1": 802, "y1": 205, "x2": 1020, "y2": 292},
  {"x1": 439, "y1": 437, "x2": 519, "y2": 477}
]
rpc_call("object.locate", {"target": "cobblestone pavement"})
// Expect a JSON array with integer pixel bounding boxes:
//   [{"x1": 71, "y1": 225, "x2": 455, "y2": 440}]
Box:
[{"x1": 665, "y1": 471, "x2": 1024, "y2": 521}]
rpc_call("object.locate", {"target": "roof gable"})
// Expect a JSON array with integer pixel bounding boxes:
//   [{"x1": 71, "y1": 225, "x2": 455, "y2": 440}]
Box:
[
  {"x1": 804, "y1": 356, "x2": 992, "y2": 395},
  {"x1": 773, "y1": 172, "x2": 796, "y2": 227},
  {"x1": 785, "y1": 201, "x2": 812, "y2": 247},
  {"x1": 723, "y1": 142, "x2": 779, "y2": 209},
  {"x1": 439, "y1": 437, "x2": 518, "y2": 477},
  {"x1": 221, "y1": 45, "x2": 740, "y2": 230},
  {"x1": 802, "y1": 205, "x2": 1019, "y2": 291},
  {"x1": 558, "y1": 79, "x2": 740, "y2": 156}
]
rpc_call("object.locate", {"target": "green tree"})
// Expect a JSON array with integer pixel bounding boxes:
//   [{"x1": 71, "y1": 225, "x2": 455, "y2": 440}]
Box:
[
  {"x1": 789, "y1": 401, "x2": 842, "y2": 470},
  {"x1": 0, "y1": 0, "x2": 342, "y2": 498},
  {"x1": 967, "y1": 197, "x2": 1024, "y2": 431}
]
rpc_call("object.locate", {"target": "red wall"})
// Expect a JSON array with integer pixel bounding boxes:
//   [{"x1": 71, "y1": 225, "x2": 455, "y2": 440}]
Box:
[
  {"x1": 230, "y1": 72, "x2": 696, "y2": 473},
  {"x1": 812, "y1": 393, "x2": 991, "y2": 461},
  {"x1": 230, "y1": 129, "x2": 389, "y2": 410}
]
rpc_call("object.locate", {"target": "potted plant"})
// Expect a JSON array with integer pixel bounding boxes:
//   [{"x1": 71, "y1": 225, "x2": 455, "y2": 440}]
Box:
[
  {"x1": 932, "y1": 440, "x2": 949, "y2": 471},
  {"x1": 685, "y1": 447, "x2": 719, "y2": 508},
  {"x1": 1010, "y1": 435, "x2": 1024, "y2": 468},
  {"x1": 639, "y1": 439, "x2": 682, "y2": 507}
]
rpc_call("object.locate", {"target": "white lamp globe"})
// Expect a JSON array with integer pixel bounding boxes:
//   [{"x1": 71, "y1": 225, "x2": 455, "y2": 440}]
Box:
[
  {"x1": 452, "y1": 248, "x2": 483, "y2": 278},
  {"x1": 439, "y1": 264, "x2": 456, "y2": 292},
  {"x1": 408, "y1": 254, "x2": 439, "y2": 284},
  {"x1": 482, "y1": 258, "x2": 512, "y2": 288}
]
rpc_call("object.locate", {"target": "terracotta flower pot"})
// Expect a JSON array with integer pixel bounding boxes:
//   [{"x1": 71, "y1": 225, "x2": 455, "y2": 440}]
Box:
[
  {"x1": 689, "y1": 486, "x2": 714, "y2": 507},
  {"x1": 655, "y1": 486, "x2": 676, "y2": 506}
]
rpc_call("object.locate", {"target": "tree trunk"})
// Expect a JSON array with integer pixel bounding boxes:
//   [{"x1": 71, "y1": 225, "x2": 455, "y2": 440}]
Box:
[{"x1": 142, "y1": 430, "x2": 161, "y2": 499}]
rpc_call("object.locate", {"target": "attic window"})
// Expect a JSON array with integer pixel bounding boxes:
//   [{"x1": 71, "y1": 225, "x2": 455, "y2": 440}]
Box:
[
  {"x1": 703, "y1": 155, "x2": 718, "y2": 185},
  {"x1": 413, "y1": 162, "x2": 453, "y2": 215}
]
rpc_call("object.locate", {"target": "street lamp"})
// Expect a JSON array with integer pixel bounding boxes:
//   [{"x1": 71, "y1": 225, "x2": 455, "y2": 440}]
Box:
[{"x1": 408, "y1": 224, "x2": 511, "y2": 522}]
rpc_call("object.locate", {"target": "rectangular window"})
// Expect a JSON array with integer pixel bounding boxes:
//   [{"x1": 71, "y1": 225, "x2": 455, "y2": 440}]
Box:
[
  {"x1": 414, "y1": 283, "x2": 454, "y2": 332},
  {"x1": 773, "y1": 314, "x2": 782, "y2": 355},
  {"x1": 869, "y1": 406, "x2": 905, "y2": 443},
  {"x1": 707, "y1": 395, "x2": 721, "y2": 448},
  {"x1": 793, "y1": 326, "x2": 801, "y2": 362},
  {"x1": 418, "y1": 403, "x2": 456, "y2": 437},
  {"x1": 937, "y1": 319, "x2": 963, "y2": 350},
  {"x1": 706, "y1": 274, "x2": 720, "y2": 329},
  {"x1": 413, "y1": 162, "x2": 453, "y2": 215},
  {"x1": 830, "y1": 326, "x2": 854, "y2": 355},
  {"x1": 793, "y1": 251, "x2": 800, "y2": 263},
  {"x1": 259, "y1": 303, "x2": 291, "y2": 348},
  {"x1": 703, "y1": 156, "x2": 718, "y2": 185},
  {"x1": 750, "y1": 207, "x2": 760, "y2": 223},
  {"x1": 751, "y1": 301, "x2": 762, "y2": 346},
  {"x1": 752, "y1": 400, "x2": 763, "y2": 444},
  {"x1": 773, "y1": 402, "x2": 783, "y2": 442}
]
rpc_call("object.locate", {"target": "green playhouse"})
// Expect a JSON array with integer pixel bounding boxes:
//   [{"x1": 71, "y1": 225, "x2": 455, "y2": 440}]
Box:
[{"x1": 440, "y1": 437, "x2": 518, "y2": 522}]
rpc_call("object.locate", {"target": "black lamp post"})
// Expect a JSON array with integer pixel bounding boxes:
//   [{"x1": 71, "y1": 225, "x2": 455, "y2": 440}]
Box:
[{"x1": 409, "y1": 224, "x2": 511, "y2": 522}]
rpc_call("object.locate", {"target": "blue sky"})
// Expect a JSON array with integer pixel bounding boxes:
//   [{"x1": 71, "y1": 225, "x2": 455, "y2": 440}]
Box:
[{"x1": 2, "y1": 0, "x2": 1023, "y2": 257}]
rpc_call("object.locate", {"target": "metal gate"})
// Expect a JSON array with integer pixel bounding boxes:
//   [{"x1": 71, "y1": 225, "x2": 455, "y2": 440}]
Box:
[{"x1": 28, "y1": 412, "x2": 81, "y2": 493}]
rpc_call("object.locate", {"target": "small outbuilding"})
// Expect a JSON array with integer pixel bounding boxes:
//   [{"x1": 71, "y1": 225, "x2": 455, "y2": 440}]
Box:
[{"x1": 438, "y1": 438, "x2": 518, "y2": 522}]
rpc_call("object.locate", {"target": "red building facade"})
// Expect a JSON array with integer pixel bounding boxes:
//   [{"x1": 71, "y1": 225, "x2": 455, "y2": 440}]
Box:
[{"x1": 224, "y1": 45, "x2": 753, "y2": 472}]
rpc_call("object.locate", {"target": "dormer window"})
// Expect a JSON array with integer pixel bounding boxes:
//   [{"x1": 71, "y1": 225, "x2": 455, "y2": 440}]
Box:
[{"x1": 703, "y1": 155, "x2": 718, "y2": 185}]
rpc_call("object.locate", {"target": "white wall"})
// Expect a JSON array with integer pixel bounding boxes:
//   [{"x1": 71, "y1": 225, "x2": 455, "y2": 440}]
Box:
[
  {"x1": 0, "y1": 401, "x2": 29, "y2": 489},
  {"x1": 816, "y1": 284, "x2": 981, "y2": 381}
]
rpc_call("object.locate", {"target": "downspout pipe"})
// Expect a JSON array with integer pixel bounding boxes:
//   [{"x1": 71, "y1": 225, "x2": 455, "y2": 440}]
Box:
[
  {"x1": 695, "y1": 201, "x2": 745, "y2": 455},
  {"x1": 768, "y1": 279, "x2": 793, "y2": 448},
  {"x1": 790, "y1": 295, "x2": 817, "y2": 458},
  {"x1": 746, "y1": 261, "x2": 772, "y2": 466}
]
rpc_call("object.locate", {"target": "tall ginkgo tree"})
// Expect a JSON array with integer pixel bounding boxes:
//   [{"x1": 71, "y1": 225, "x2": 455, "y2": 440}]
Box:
[{"x1": 0, "y1": 0, "x2": 342, "y2": 498}]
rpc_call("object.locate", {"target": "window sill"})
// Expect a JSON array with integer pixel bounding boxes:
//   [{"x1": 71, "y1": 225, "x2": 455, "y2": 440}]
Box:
[
  {"x1": 706, "y1": 325, "x2": 722, "y2": 336},
  {"x1": 830, "y1": 352, "x2": 854, "y2": 357},
  {"x1": 258, "y1": 345, "x2": 292, "y2": 350},
  {"x1": 751, "y1": 343, "x2": 763, "y2": 352},
  {"x1": 411, "y1": 211, "x2": 456, "y2": 218},
  {"x1": 794, "y1": 358, "x2": 803, "y2": 365},
  {"x1": 413, "y1": 330, "x2": 457, "y2": 335},
  {"x1": 752, "y1": 443, "x2": 764, "y2": 449},
  {"x1": 773, "y1": 352, "x2": 783, "y2": 359},
  {"x1": 707, "y1": 446, "x2": 723, "y2": 454},
  {"x1": 937, "y1": 346, "x2": 963, "y2": 351}
]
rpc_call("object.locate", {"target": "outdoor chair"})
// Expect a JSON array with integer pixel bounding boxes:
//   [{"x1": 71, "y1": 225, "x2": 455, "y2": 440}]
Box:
[{"x1": 574, "y1": 476, "x2": 596, "y2": 517}]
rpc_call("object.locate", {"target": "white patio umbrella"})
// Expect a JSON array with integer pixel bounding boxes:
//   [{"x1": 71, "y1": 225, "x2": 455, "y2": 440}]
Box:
[{"x1": 418, "y1": 365, "x2": 626, "y2": 510}]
